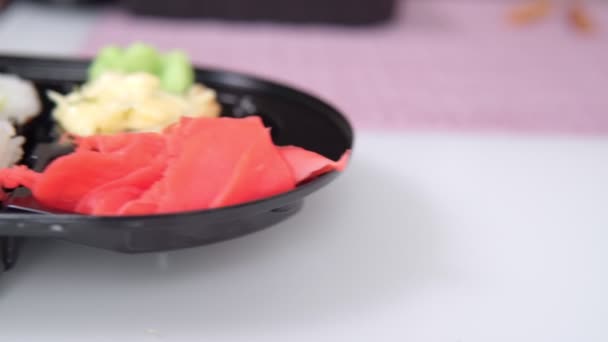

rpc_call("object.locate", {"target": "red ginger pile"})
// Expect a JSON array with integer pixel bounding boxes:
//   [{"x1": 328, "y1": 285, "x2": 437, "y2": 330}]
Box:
[{"x1": 0, "y1": 116, "x2": 349, "y2": 216}]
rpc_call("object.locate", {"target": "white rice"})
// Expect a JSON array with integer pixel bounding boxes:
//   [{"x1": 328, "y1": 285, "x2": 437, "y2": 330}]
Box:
[
  {"x1": 0, "y1": 74, "x2": 41, "y2": 125},
  {"x1": 0, "y1": 74, "x2": 42, "y2": 168},
  {"x1": 0, "y1": 120, "x2": 25, "y2": 168}
]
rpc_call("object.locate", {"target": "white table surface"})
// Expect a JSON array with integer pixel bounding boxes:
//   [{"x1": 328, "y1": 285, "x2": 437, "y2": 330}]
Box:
[{"x1": 1, "y1": 3, "x2": 607, "y2": 341}]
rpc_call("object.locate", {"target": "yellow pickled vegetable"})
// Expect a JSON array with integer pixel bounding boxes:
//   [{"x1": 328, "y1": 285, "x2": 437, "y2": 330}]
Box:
[{"x1": 49, "y1": 72, "x2": 221, "y2": 136}]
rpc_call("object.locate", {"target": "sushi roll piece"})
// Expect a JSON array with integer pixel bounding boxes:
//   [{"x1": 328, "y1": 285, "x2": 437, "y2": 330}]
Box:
[
  {"x1": 0, "y1": 74, "x2": 42, "y2": 125},
  {"x1": 0, "y1": 120, "x2": 25, "y2": 168},
  {"x1": 0, "y1": 74, "x2": 42, "y2": 169}
]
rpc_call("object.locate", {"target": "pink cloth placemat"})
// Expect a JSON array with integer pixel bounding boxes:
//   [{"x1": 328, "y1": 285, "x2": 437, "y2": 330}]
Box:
[{"x1": 83, "y1": 1, "x2": 608, "y2": 134}]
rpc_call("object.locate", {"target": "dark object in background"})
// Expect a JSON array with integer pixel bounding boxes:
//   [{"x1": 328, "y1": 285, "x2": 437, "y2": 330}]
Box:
[
  {"x1": 24, "y1": 0, "x2": 114, "y2": 4},
  {"x1": 20, "y1": 0, "x2": 396, "y2": 25},
  {"x1": 122, "y1": 0, "x2": 396, "y2": 25}
]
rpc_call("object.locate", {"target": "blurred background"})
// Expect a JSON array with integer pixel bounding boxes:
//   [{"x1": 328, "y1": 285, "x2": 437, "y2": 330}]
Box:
[
  {"x1": 1, "y1": 1, "x2": 607, "y2": 341},
  {"x1": 1, "y1": 0, "x2": 607, "y2": 134}
]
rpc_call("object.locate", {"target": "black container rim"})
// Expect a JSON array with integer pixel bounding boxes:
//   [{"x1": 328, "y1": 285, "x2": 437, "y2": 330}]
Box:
[{"x1": 0, "y1": 55, "x2": 355, "y2": 221}]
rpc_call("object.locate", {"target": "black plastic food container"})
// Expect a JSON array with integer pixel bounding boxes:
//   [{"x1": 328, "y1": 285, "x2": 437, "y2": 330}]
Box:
[{"x1": 0, "y1": 56, "x2": 353, "y2": 271}]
